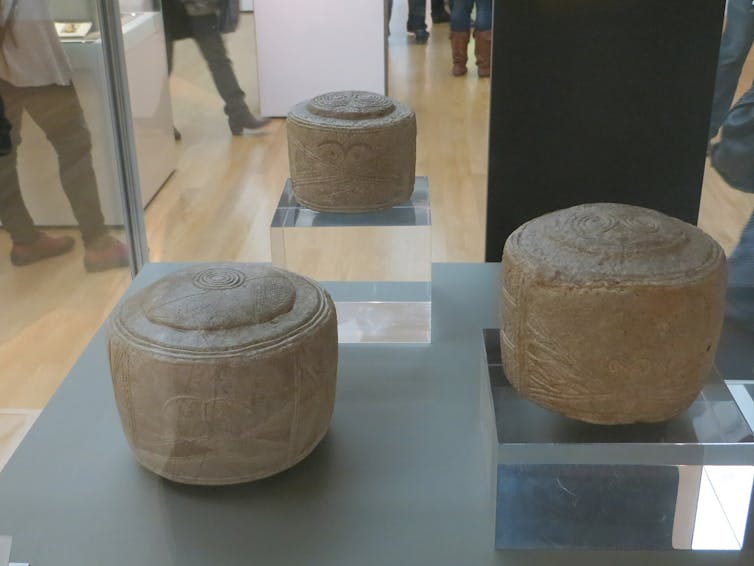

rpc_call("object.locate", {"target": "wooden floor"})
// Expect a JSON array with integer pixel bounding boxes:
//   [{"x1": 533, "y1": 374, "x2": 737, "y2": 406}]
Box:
[{"x1": 1, "y1": 2, "x2": 753, "y2": 467}]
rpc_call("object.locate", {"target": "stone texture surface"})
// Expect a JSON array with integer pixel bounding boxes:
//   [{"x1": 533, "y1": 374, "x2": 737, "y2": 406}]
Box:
[
  {"x1": 500, "y1": 203, "x2": 727, "y2": 425},
  {"x1": 107, "y1": 264, "x2": 338, "y2": 485},
  {"x1": 287, "y1": 91, "x2": 416, "y2": 213}
]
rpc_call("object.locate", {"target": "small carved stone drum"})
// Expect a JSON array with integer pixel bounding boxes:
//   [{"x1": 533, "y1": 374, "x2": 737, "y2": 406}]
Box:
[
  {"x1": 500, "y1": 204, "x2": 727, "y2": 425},
  {"x1": 287, "y1": 90, "x2": 416, "y2": 213},
  {"x1": 107, "y1": 264, "x2": 338, "y2": 485}
]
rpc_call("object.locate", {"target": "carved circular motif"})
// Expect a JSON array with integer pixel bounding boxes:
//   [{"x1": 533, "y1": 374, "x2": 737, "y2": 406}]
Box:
[
  {"x1": 193, "y1": 267, "x2": 246, "y2": 290},
  {"x1": 307, "y1": 91, "x2": 395, "y2": 120},
  {"x1": 554, "y1": 207, "x2": 687, "y2": 254},
  {"x1": 508, "y1": 204, "x2": 722, "y2": 284},
  {"x1": 112, "y1": 265, "x2": 326, "y2": 354}
]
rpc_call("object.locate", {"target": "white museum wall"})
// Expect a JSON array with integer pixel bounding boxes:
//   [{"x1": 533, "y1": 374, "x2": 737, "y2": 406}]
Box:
[{"x1": 254, "y1": 0, "x2": 386, "y2": 117}]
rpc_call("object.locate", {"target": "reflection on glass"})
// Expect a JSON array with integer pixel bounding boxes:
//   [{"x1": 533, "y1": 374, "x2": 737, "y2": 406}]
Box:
[
  {"x1": 162, "y1": 0, "x2": 268, "y2": 137},
  {"x1": 701, "y1": 2, "x2": 754, "y2": 379},
  {"x1": 692, "y1": 466, "x2": 754, "y2": 550},
  {"x1": 0, "y1": 0, "x2": 128, "y2": 269},
  {"x1": 0, "y1": 0, "x2": 134, "y2": 471}
]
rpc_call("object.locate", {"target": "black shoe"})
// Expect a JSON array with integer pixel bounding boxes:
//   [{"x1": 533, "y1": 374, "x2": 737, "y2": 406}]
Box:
[
  {"x1": 415, "y1": 30, "x2": 429, "y2": 44},
  {"x1": 173, "y1": 127, "x2": 181, "y2": 141},
  {"x1": 432, "y1": 10, "x2": 450, "y2": 23},
  {"x1": 229, "y1": 114, "x2": 270, "y2": 136}
]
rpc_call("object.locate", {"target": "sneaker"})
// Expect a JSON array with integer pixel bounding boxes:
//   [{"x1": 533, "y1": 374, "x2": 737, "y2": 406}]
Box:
[
  {"x1": 228, "y1": 114, "x2": 270, "y2": 136},
  {"x1": 10, "y1": 232, "x2": 75, "y2": 266},
  {"x1": 84, "y1": 234, "x2": 129, "y2": 272}
]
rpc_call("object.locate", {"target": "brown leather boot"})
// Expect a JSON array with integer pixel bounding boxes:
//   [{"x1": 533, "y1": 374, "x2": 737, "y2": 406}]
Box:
[
  {"x1": 450, "y1": 30, "x2": 471, "y2": 76},
  {"x1": 474, "y1": 30, "x2": 492, "y2": 78}
]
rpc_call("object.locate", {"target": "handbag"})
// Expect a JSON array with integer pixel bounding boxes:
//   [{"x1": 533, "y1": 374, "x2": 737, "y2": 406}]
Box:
[{"x1": 710, "y1": 87, "x2": 754, "y2": 194}]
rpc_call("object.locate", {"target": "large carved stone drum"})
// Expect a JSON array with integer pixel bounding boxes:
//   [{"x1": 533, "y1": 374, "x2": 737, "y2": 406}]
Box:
[
  {"x1": 287, "y1": 90, "x2": 416, "y2": 213},
  {"x1": 500, "y1": 204, "x2": 726, "y2": 425},
  {"x1": 107, "y1": 264, "x2": 338, "y2": 485}
]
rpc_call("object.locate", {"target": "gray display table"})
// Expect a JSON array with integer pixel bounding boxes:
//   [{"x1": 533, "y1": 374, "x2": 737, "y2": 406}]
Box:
[{"x1": 0, "y1": 263, "x2": 751, "y2": 565}]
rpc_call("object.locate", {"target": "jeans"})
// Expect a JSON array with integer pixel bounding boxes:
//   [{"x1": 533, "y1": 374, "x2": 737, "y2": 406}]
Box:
[
  {"x1": 165, "y1": 12, "x2": 248, "y2": 119},
  {"x1": 387, "y1": 0, "x2": 438, "y2": 33},
  {"x1": 451, "y1": 0, "x2": 492, "y2": 32},
  {"x1": 727, "y1": 209, "x2": 754, "y2": 327},
  {"x1": 408, "y1": 0, "x2": 427, "y2": 33},
  {"x1": 0, "y1": 80, "x2": 106, "y2": 245},
  {"x1": 709, "y1": 0, "x2": 754, "y2": 139}
]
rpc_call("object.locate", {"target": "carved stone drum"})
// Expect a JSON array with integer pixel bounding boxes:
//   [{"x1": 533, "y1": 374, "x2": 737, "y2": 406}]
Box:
[
  {"x1": 500, "y1": 203, "x2": 726, "y2": 425},
  {"x1": 287, "y1": 90, "x2": 416, "y2": 213},
  {"x1": 107, "y1": 264, "x2": 338, "y2": 485}
]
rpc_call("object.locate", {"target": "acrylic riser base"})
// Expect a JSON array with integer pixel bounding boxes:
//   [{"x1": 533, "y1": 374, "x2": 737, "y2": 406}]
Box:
[
  {"x1": 271, "y1": 177, "x2": 432, "y2": 343},
  {"x1": 481, "y1": 329, "x2": 754, "y2": 551}
]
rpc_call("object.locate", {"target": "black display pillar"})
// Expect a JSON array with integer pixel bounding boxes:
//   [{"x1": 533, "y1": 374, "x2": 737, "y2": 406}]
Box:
[{"x1": 485, "y1": 0, "x2": 725, "y2": 261}]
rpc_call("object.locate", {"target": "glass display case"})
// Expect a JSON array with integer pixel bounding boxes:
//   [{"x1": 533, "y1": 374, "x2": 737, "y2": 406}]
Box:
[
  {"x1": 12, "y1": 0, "x2": 176, "y2": 226},
  {"x1": 271, "y1": 177, "x2": 431, "y2": 343}
]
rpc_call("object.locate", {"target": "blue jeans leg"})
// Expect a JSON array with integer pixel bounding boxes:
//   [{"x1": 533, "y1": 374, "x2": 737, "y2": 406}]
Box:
[
  {"x1": 410, "y1": 0, "x2": 427, "y2": 33},
  {"x1": 451, "y1": 0, "x2": 473, "y2": 32},
  {"x1": 473, "y1": 0, "x2": 492, "y2": 32},
  {"x1": 709, "y1": 0, "x2": 754, "y2": 139},
  {"x1": 727, "y1": 210, "x2": 754, "y2": 328}
]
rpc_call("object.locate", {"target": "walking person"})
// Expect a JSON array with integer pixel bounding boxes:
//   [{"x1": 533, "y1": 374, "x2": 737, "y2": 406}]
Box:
[{"x1": 163, "y1": 0, "x2": 269, "y2": 136}]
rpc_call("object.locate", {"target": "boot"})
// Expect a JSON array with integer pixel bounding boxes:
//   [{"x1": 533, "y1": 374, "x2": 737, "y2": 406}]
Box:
[
  {"x1": 474, "y1": 29, "x2": 492, "y2": 78},
  {"x1": 451, "y1": 30, "x2": 471, "y2": 76}
]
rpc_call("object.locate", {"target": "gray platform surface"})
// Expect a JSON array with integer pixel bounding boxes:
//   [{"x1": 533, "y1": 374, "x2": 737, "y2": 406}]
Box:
[{"x1": 0, "y1": 263, "x2": 751, "y2": 566}]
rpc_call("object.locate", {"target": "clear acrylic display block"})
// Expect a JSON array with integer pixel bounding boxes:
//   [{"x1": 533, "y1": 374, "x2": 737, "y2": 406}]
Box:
[
  {"x1": 271, "y1": 177, "x2": 431, "y2": 343},
  {"x1": 480, "y1": 329, "x2": 754, "y2": 551}
]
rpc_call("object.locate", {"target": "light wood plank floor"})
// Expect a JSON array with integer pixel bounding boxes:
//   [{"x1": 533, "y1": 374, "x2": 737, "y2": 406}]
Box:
[{"x1": 0, "y1": 2, "x2": 752, "y2": 468}]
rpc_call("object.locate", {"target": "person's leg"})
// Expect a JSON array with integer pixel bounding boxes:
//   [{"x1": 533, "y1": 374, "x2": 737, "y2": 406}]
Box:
[
  {"x1": 31, "y1": 84, "x2": 129, "y2": 270},
  {"x1": 0, "y1": 81, "x2": 76, "y2": 265},
  {"x1": 24, "y1": 84, "x2": 108, "y2": 246},
  {"x1": 165, "y1": 32, "x2": 175, "y2": 74},
  {"x1": 432, "y1": 0, "x2": 449, "y2": 22},
  {"x1": 450, "y1": 0, "x2": 472, "y2": 75},
  {"x1": 190, "y1": 14, "x2": 245, "y2": 116},
  {"x1": 0, "y1": 94, "x2": 11, "y2": 155},
  {"x1": 473, "y1": 0, "x2": 491, "y2": 31},
  {"x1": 0, "y1": 82, "x2": 38, "y2": 245},
  {"x1": 709, "y1": 0, "x2": 754, "y2": 139},
  {"x1": 727, "y1": 209, "x2": 754, "y2": 329},
  {"x1": 190, "y1": 14, "x2": 267, "y2": 132},
  {"x1": 450, "y1": 0, "x2": 473, "y2": 32},
  {"x1": 473, "y1": 0, "x2": 492, "y2": 77},
  {"x1": 410, "y1": 0, "x2": 428, "y2": 43}
]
